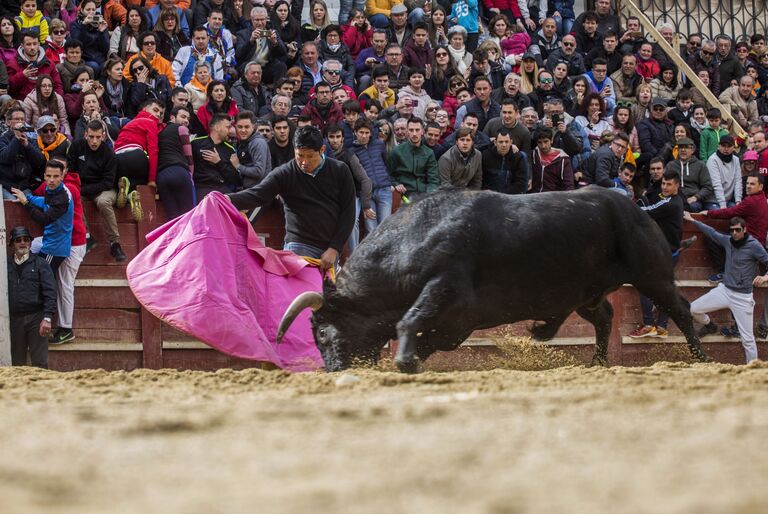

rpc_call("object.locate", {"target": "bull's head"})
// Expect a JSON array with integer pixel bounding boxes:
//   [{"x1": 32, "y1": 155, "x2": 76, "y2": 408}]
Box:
[{"x1": 277, "y1": 285, "x2": 380, "y2": 371}]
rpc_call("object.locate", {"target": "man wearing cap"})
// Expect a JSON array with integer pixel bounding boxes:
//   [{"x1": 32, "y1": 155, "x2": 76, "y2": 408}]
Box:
[
  {"x1": 0, "y1": 106, "x2": 46, "y2": 199},
  {"x1": 386, "y1": 4, "x2": 412, "y2": 47},
  {"x1": 664, "y1": 136, "x2": 716, "y2": 213},
  {"x1": 35, "y1": 115, "x2": 70, "y2": 162},
  {"x1": 7, "y1": 226, "x2": 57, "y2": 368},
  {"x1": 636, "y1": 97, "x2": 673, "y2": 171},
  {"x1": 706, "y1": 135, "x2": 742, "y2": 209}
]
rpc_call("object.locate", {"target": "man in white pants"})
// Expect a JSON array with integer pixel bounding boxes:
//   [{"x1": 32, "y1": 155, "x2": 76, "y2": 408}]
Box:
[{"x1": 683, "y1": 212, "x2": 768, "y2": 363}]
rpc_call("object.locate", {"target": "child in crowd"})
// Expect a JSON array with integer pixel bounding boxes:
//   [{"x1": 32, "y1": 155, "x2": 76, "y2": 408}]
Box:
[
  {"x1": 339, "y1": 99, "x2": 359, "y2": 148},
  {"x1": 699, "y1": 108, "x2": 729, "y2": 161},
  {"x1": 500, "y1": 22, "x2": 531, "y2": 70},
  {"x1": 16, "y1": 0, "x2": 49, "y2": 44}
]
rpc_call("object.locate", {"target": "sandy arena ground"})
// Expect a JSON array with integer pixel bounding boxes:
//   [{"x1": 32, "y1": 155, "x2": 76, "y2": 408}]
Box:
[{"x1": 2, "y1": 356, "x2": 768, "y2": 514}]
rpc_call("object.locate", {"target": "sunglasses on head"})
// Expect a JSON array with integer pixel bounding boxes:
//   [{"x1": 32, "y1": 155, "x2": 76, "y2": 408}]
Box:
[{"x1": 616, "y1": 100, "x2": 634, "y2": 107}]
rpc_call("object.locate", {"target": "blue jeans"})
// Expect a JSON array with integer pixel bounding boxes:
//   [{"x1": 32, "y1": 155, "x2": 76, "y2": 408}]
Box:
[
  {"x1": 408, "y1": 8, "x2": 425, "y2": 25},
  {"x1": 338, "y1": 0, "x2": 366, "y2": 25},
  {"x1": 347, "y1": 197, "x2": 361, "y2": 253},
  {"x1": 640, "y1": 253, "x2": 680, "y2": 329},
  {"x1": 553, "y1": 14, "x2": 574, "y2": 37},
  {"x1": 687, "y1": 200, "x2": 720, "y2": 213},
  {"x1": 364, "y1": 187, "x2": 392, "y2": 234},
  {"x1": 284, "y1": 241, "x2": 325, "y2": 259}
]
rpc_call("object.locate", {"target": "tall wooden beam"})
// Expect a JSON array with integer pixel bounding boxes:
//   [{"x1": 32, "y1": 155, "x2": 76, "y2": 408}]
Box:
[{"x1": 622, "y1": 0, "x2": 747, "y2": 139}]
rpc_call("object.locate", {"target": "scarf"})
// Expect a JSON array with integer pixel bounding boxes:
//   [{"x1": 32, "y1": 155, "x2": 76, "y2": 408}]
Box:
[
  {"x1": 731, "y1": 234, "x2": 749, "y2": 248},
  {"x1": 188, "y1": 76, "x2": 209, "y2": 94},
  {"x1": 105, "y1": 79, "x2": 123, "y2": 112},
  {"x1": 448, "y1": 45, "x2": 467, "y2": 74},
  {"x1": 690, "y1": 118, "x2": 708, "y2": 131},
  {"x1": 37, "y1": 132, "x2": 67, "y2": 160},
  {"x1": 716, "y1": 150, "x2": 733, "y2": 163},
  {"x1": 327, "y1": 42, "x2": 341, "y2": 52}
]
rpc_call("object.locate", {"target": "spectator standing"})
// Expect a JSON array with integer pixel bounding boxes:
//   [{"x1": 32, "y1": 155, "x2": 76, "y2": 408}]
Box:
[
  {"x1": 228, "y1": 125, "x2": 356, "y2": 271},
  {"x1": 12, "y1": 159, "x2": 74, "y2": 277},
  {"x1": 7, "y1": 226, "x2": 56, "y2": 368},
  {"x1": 530, "y1": 127, "x2": 574, "y2": 192},
  {"x1": 698, "y1": 108, "x2": 729, "y2": 161},
  {"x1": 157, "y1": 105, "x2": 196, "y2": 218},
  {"x1": 15, "y1": 0, "x2": 49, "y2": 44},
  {"x1": 192, "y1": 113, "x2": 239, "y2": 199},
  {"x1": 351, "y1": 117, "x2": 392, "y2": 235},
  {"x1": 686, "y1": 211, "x2": 768, "y2": 363},
  {"x1": 232, "y1": 110, "x2": 271, "y2": 189},
  {"x1": 707, "y1": 135, "x2": 742, "y2": 209},
  {"x1": 438, "y1": 126, "x2": 482, "y2": 189},
  {"x1": 234, "y1": 7, "x2": 287, "y2": 86},
  {"x1": 388, "y1": 118, "x2": 439, "y2": 197},
  {"x1": 481, "y1": 128, "x2": 528, "y2": 194}
]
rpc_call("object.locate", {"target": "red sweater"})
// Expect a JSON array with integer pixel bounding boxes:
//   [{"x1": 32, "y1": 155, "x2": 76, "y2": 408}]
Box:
[
  {"x1": 114, "y1": 110, "x2": 164, "y2": 183},
  {"x1": 34, "y1": 172, "x2": 86, "y2": 246},
  {"x1": 707, "y1": 192, "x2": 768, "y2": 245}
]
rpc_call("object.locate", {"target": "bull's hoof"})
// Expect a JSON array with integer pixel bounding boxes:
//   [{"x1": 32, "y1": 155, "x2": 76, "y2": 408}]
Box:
[
  {"x1": 395, "y1": 358, "x2": 421, "y2": 374},
  {"x1": 690, "y1": 347, "x2": 713, "y2": 363},
  {"x1": 530, "y1": 321, "x2": 557, "y2": 341},
  {"x1": 589, "y1": 354, "x2": 608, "y2": 367}
]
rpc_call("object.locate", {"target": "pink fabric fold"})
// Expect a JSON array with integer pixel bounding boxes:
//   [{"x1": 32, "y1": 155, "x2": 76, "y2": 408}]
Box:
[{"x1": 127, "y1": 192, "x2": 323, "y2": 371}]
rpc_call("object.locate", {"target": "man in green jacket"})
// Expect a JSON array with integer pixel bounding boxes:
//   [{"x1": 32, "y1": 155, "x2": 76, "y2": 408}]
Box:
[{"x1": 388, "y1": 118, "x2": 439, "y2": 197}]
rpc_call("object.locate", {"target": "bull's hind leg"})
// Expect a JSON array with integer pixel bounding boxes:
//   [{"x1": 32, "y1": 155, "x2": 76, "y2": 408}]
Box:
[
  {"x1": 576, "y1": 297, "x2": 613, "y2": 366},
  {"x1": 395, "y1": 278, "x2": 470, "y2": 373},
  {"x1": 638, "y1": 283, "x2": 711, "y2": 362}
]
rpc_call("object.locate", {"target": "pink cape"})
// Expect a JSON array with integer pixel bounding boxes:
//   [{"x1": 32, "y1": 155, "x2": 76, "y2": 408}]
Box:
[{"x1": 126, "y1": 192, "x2": 324, "y2": 371}]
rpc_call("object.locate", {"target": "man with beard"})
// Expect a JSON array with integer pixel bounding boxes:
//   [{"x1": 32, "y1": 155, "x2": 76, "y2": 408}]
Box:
[
  {"x1": 7, "y1": 226, "x2": 57, "y2": 368},
  {"x1": 481, "y1": 128, "x2": 527, "y2": 194},
  {"x1": 300, "y1": 81, "x2": 344, "y2": 134}
]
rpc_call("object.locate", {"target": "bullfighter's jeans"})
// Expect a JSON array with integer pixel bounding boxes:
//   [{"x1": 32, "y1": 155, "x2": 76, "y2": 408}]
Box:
[{"x1": 690, "y1": 283, "x2": 758, "y2": 363}]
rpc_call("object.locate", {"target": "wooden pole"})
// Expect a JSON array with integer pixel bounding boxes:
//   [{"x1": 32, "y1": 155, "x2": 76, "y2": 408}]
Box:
[
  {"x1": 622, "y1": 0, "x2": 747, "y2": 139},
  {"x1": 0, "y1": 190, "x2": 11, "y2": 366}
]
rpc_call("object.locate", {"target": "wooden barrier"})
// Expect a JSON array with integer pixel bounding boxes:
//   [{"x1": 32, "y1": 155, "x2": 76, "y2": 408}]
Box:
[{"x1": 4, "y1": 190, "x2": 764, "y2": 370}]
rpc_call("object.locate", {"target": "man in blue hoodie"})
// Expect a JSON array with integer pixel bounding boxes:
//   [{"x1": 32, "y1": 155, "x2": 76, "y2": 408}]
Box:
[{"x1": 11, "y1": 159, "x2": 74, "y2": 277}]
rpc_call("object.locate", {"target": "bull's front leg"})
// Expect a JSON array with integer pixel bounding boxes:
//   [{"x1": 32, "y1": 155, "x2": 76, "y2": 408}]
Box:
[{"x1": 394, "y1": 278, "x2": 463, "y2": 373}]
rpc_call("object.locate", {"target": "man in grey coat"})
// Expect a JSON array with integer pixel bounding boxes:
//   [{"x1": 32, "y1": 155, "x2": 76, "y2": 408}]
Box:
[
  {"x1": 664, "y1": 137, "x2": 717, "y2": 212},
  {"x1": 685, "y1": 212, "x2": 768, "y2": 363},
  {"x1": 232, "y1": 110, "x2": 271, "y2": 188},
  {"x1": 438, "y1": 127, "x2": 482, "y2": 189}
]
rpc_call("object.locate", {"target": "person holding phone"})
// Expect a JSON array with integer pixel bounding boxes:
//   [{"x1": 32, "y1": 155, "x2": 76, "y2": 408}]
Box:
[
  {"x1": 69, "y1": 0, "x2": 110, "y2": 74},
  {"x1": 7, "y1": 32, "x2": 63, "y2": 99}
]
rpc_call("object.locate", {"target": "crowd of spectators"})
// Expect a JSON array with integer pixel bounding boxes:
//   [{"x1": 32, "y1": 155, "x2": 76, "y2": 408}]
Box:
[{"x1": 3, "y1": 0, "x2": 768, "y2": 349}]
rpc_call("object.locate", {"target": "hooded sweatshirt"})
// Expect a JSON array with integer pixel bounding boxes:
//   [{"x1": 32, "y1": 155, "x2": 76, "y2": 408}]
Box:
[
  {"x1": 664, "y1": 156, "x2": 715, "y2": 203},
  {"x1": 707, "y1": 152, "x2": 742, "y2": 208},
  {"x1": 531, "y1": 147, "x2": 574, "y2": 193}
]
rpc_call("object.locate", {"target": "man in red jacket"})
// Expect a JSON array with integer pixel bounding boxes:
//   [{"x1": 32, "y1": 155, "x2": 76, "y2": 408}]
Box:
[
  {"x1": 7, "y1": 32, "x2": 63, "y2": 99},
  {"x1": 699, "y1": 173, "x2": 768, "y2": 283},
  {"x1": 753, "y1": 131, "x2": 768, "y2": 177}
]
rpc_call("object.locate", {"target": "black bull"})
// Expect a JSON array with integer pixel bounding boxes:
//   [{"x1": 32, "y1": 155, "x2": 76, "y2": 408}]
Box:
[{"x1": 277, "y1": 187, "x2": 710, "y2": 372}]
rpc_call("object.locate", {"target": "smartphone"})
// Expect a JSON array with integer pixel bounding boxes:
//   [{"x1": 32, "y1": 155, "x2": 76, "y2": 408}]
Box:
[{"x1": 92, "y1": 14, "x2": 103, "y2": 24}]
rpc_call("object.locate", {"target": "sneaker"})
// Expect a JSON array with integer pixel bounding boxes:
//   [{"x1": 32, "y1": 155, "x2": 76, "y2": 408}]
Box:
[
  {"x1": 85, "y1": 236, "x2": 97, "y2": 254},
  {"x1": 116, "y1": 177, "x2": 130, "y2": 208},
  {"x1": 720, "y1": 325, "x2": 740, "y2": 338},
  {"x1": 680, "y1": 235, "x2": 697, "y2": 251},
  {"x1": 110, "y1": 242, "x2": 127, "y2": 262},
  {"x1": 698, "y1": 322, "x2": 719, "y2": 338},
  {"x1": 49, "y1": 328, "x2": 75, "y2": 345},
  {"x1": 629, "y1": 325, "x2": 657, "y2": 338},
  {"x1": 756, "y1": 324, "x2": 768, "y2": 340},
  {"x1": 129, "y1": 190, "x2": 143, "y2": 222},
  {"x1": 655, "y1": 327, "x2": 669, "y2": 338},
  {"x1": 708, "y1": 273, "x2": 723, "y2": 284}
]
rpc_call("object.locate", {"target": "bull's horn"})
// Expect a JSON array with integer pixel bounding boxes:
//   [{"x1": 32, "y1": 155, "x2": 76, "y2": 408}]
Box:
[{"x1": 276, "y1": 292, "x2": 324, "y2": 343}]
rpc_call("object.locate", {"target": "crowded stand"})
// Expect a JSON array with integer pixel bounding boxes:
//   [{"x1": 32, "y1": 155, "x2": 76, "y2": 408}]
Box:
[{"x1": 3, "y1": 0, "x2": 768, "y2": 354}]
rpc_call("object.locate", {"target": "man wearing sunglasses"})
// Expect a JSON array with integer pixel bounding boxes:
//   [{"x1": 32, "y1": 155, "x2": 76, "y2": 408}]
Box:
[
  {"x1": 35, "y1": 116, "x2": 69, "y2": 162},
  {"x1": 7, "y1": 226, "x2": 57, "y2": 368},
  {"x1": 684, "y1": 210, "x2": 768, "y2": 363},
  {"x1": 546, "y1": 35, "x2": 585, "y2": 77},
  {"x1": 686, "y1": 39, "x2": 721, "y2": 95}
]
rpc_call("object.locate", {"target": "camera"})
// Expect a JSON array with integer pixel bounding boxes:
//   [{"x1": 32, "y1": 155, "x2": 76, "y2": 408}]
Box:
[
  {"x1": 551, "y1": 113, "x2": 561, "y2": 125},
  {"x1": 18, "y1": 125, "x2": 35, "y2": 132},
  {"x1": 92, "y1": 14, "x2": 103, "y2": 24}
]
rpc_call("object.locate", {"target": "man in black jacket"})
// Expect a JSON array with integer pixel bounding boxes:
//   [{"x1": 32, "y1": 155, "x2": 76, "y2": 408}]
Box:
[
  {"x1": 67, "y1": 120, "x2": 124, "y2": 261},
  {"x1": 0, "y1": 107, "x2": 46, "y2": 198},
  {"x1": 192, "y1": 114, "x2": 240, "y2": 200},
  {"x1": 234, "y1": 7, "x2": 288, "y2": 85},
  {"x1": 579, "y1": 132, "x2": 628, "y2": 187},
  {"x1": 481, "y1": 128, "x2": 528, "y2": 194},
  {"x1": 228, "y1": 125, "x2": 355, "y2": 272},
  {"x1": 7, "y1": 226, "x2": 57, "y2": 368}
]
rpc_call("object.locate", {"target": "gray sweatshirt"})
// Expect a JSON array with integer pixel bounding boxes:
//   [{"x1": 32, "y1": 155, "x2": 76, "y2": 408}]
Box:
[{"x1": 695, "y1": 220, "x2": 768, "y2": 293}]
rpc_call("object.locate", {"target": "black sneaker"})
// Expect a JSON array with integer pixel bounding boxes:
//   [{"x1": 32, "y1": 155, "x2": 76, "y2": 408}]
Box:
[
  {"x1": 698, "y1": 322, "x2": 719, "y2": 338},
  {"x1": 720, "y1": 325, "x2": 740, "y2": 338},
  {"x1": 111, "y1": 242, "x2": 127, "y2": 262},
  {"x1": 49, "y1": 328, "x2": 75, "y2": 345},
  {"x1": 85, "y1": 236, "x2": 97, "y2": 254},
  {"x1": 756, "y1": 324, "x2": 768, "y2": 340}
]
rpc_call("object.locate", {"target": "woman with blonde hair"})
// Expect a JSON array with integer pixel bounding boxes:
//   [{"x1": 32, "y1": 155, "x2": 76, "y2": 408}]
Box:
[
  {"x1": 301, "y1": 0, "x2": 330, "y2": 42},
  {"x1": 519, "y1": 54, "x2": 539, "y2": 94},
  {"x1": 154, "y1": 7, "x2": 189, "y2": 61}
]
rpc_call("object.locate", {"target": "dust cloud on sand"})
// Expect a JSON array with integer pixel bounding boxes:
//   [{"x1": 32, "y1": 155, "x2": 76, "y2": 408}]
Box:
[{"x1": 1, "y1": 355, "x2": 768, "y2": 513}]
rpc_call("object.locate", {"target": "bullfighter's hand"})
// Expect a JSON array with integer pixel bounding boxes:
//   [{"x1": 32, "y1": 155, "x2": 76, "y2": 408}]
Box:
[{"x1": 320, "y1": 248, "x2": 338, "y2": 273}]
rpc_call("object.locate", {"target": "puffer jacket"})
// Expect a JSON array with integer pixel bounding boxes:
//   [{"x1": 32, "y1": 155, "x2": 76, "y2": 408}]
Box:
[
  {"x1": 530, "y1": 147, "x2": 574, "y2": 193},
  {"x1": 352, "y1": 138, "x2": 391, "y2": 190},
  {"x1": 341, "y1": 23, "x2": 373, "y2": 60}
]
